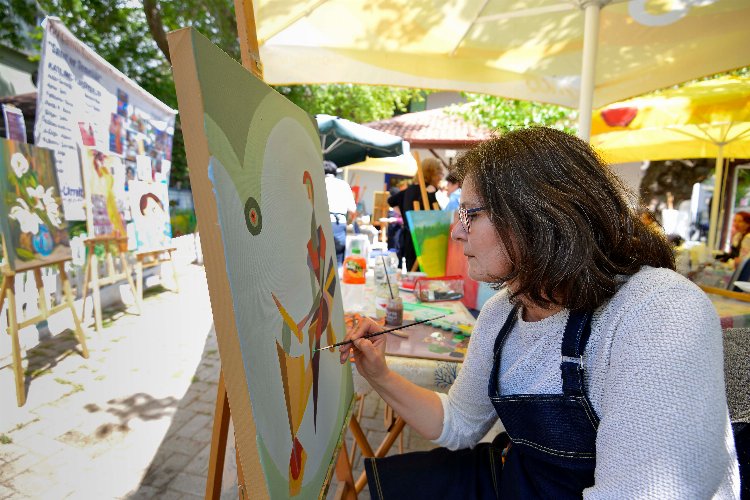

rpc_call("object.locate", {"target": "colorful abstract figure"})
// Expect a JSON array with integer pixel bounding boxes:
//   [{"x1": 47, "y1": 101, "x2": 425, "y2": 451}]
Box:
[{"x1": 271, "y1": 171, "x2": 338, "y2": 496}]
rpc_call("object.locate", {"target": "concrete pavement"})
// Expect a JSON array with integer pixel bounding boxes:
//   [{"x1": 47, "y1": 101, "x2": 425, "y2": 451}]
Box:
[{"x1": 0, "y1": 262, "x2": 436, "y2": 499}]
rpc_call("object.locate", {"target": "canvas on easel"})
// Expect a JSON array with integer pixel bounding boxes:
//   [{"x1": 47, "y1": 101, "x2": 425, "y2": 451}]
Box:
[
  {"x1": 170, "y1": 28, "x2": 354, "y2": 498},
  {"x1": 0, "y1": 138, "x2": 70, "y2": 270},
  {"x1": 0, "y1": 139, "x2": 87, "y2": 407},
  {"x1": 79, "y1": 146, "x2": 128, "y2": 239},
  {"x1": 77, "y1": 146, "x2": 140, "y2": 332}
]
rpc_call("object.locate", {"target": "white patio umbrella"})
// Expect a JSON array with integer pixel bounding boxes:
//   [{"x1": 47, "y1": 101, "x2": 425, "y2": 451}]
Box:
[
  {"x1": 254, "y1": 0, "x2": 750, "y2": 139},
  {"x1": 341, "y1": 154, "x2": 418, "y2": 178}
]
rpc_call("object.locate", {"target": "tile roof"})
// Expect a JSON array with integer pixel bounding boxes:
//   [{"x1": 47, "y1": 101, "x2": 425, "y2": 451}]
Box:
[{"x1": 365, "y1": 107, "x2": 494, "y2": 148}]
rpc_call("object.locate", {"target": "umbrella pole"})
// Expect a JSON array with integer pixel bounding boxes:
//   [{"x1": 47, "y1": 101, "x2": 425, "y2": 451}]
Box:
[
  {"x1": 577, "y1": 1, "x2": 602, "y2": 141},
  {"x1": 707, "y1": 145, "x2": 725, "y2": 251}
]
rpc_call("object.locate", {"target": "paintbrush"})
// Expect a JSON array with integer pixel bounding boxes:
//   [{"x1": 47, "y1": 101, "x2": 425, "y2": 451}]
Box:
[{"x1": 315, "y1": 315, "x2": 446, "y2": 352}]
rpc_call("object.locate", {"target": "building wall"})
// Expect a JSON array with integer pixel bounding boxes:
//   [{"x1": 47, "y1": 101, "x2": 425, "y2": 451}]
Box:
[{"x1": 0, "y1": 45, "x2": 37, "y2": 98}]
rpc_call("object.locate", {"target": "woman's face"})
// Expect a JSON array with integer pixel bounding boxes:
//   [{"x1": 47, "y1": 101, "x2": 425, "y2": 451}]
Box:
[
  {"x1": 734, "y1": 214, "x2": 750, "y2": 234},
  {"x1": 451, "y1": 175, "x2": 513, "y2": 282}
]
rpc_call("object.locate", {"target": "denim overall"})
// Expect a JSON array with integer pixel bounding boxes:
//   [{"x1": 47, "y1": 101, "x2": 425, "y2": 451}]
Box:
[{"x1": 364, "y1": 306, "x2": 599, "y2": 499}]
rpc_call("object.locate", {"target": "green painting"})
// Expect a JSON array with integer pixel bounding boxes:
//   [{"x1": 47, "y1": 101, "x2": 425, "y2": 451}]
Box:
[
  {"x1": 406, "y1": 210, "x2": 453, "y2": 277},
  {"x1": 0, "y1": 139, "x2": 70, "y2": 271},
  {"x1": 170, "y1": 29, "x2": 353, "y2": 498}
]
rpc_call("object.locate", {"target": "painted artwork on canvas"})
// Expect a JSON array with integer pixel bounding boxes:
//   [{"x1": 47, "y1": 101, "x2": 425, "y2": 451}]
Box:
[
  {"x1": 406, "y1": 210, "x2": 453, "y2": 277},
  {"x1": 0, "y1": 139, "x2": 70, "y2": 271},
  {"x1": 169, "y1": 29, "x2": 353, "y2": 498},
  {"x1": 79, "y1": 147, "x2": 128, "y2": 239},
  {"x1": 128, "y1": 172, "x2": 172, "y2": 251}
]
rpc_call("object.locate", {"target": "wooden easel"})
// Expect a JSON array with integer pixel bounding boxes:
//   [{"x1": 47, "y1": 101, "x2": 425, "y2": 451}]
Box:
[
  {"x1": 185, "y1": 1, "x2": 358, "y2": 498},
  {"x1": 1, "y1": 242, "x2": 89, "y2": 406},
  {"x1": 134, "y1": 246, "x2": 179, "y2": 303},
  {"x1": 80, "y1": 236, "x2": 140, "y2": 331}
]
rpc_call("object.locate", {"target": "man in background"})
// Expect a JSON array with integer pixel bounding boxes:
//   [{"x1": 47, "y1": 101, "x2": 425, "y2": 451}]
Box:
[{"x1": 324, "y1": 160, "x2": 357, "y2": 266}]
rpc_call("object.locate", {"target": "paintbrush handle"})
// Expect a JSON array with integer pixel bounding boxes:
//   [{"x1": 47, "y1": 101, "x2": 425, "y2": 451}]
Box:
[{"x1": 316, "y1": 314, "x2": 446, "y2": 351}]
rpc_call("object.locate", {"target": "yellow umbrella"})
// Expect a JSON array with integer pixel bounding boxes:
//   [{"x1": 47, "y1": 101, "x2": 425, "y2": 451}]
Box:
[
  {"x1": 590, "y1": 76, "x2": 750, "y2": 250},
  {"x1": 255, "y1": 0, "x2": 750, "y2": 137}
]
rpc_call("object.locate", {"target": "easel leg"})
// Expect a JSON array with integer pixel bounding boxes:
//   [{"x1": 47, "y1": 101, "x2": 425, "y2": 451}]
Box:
[
  {"x1": 135, "y1": 257, "x2": 143, "y2": 305},
  {"x1": 80, "y1": 251, "x2": 92, "y2": 324},
  {"x1": 119, "y1": 253, "x2": 141, "y2": 314},
  {"x1": 59, "y1": 262, "x2": 89, "y2": 359},
  {"x1": 90, "y1": 252, "x2": 103, "y2": 332},
  {"x1": 334, "y1": 441, "x2": 357, "y2": 500},
  {"x1": 6, "y1": 276, "x2": 25, "y2": 406},
  {"x1": 169, "y1": 249, "x2": 180, "y2": 293},
  {"x1": 33, "y1": 268, "x2": 49, "y2": 319},
  {"x1": 353, "y1": 417, "x2": 406, "y2": 493},
  {"x1": 206, "y1": 372, "x2": 231, "y2": 500},
  {"x1": 236, "y1": 440, "x2": 247, "y2": 499}
]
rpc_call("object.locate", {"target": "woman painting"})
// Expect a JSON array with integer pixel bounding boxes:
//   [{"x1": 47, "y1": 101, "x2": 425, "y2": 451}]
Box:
[{"x1": 341, "y1": 128, "x2": 739, "y2": 498}]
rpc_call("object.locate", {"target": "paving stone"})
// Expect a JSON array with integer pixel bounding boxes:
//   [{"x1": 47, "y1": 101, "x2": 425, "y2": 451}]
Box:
[
  {"x1": 175, "y1": 414, "x2": 213, "y2": 440},
  {"x1": 184, "y1": 397, "x2": 214, "y2": 416},
  {"x1": 167, "y1": 472, "x2": 205, "y2": 496},
  {"x1": 122, "y1": 483, "x2": 161, "y2": 499},
  {"x1": 184, "y1": 446, "x2": 211, "y2": 474}
]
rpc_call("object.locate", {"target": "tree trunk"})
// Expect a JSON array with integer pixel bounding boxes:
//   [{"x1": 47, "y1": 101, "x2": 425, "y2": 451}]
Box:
[{"x1": 143, "y1": 0, "x2": 171, "y2": 63}]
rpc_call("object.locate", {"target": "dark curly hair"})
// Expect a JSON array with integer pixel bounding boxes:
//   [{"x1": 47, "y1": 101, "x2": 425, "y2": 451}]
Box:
[{"x1": 452, "y1": 127, "x2": 675, "y2": 311}]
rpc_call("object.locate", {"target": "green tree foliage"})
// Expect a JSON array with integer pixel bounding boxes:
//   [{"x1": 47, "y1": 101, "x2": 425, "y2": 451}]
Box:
[
  {"x1": 449, "y1": 93, "x2": 578, "y2": 135},
  {"x1": 1, "y1": 0, "x2": 420, "y2": 188},
  {"x1": 275, "y1": 84, "x2": 421, "y2": 124}
]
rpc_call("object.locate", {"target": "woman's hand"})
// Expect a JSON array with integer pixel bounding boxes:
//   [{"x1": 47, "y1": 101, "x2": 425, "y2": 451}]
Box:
[{"x1": 339, "y1": 316, "x2": 389, "y2": 382}]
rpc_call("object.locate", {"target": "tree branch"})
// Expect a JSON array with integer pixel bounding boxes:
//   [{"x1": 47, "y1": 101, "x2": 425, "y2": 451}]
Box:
[{"x1": 143, "y1": 0, "x2": 171, "y2": 63}]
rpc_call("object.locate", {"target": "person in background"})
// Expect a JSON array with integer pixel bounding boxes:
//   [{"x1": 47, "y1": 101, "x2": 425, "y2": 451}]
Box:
[
  {"x1": 388, "y1": 157, "x2": 445, "y2": 271},
  {"x1": 729, "y1": 211, "x2": 750, "y2": 264},
  {"x1": 323, "y1": 160, "x2": 357, "y2": 266},
  {"x1": 443, "y1": 172, "x2": 462, "y2": 211},
  {"x1": 342, "y1": 128, "x2": 739, "y2": 498}
]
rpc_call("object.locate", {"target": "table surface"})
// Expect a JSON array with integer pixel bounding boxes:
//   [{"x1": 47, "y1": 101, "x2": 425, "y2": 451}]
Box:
[
  {"x1": 707, "y1": 293, "x2": 750, "y2": 329},
  {"x1": 345, "y1": 285, "x2": 476, "y2": 363}
]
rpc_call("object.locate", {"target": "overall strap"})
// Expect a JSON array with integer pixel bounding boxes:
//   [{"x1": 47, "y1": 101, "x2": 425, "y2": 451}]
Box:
[
  {"x1": 560, "y1": 310, "x2": 594, "y2": 397},
  {"x1": 492, "y1": 304, "x2": 521, "y2": 361}
]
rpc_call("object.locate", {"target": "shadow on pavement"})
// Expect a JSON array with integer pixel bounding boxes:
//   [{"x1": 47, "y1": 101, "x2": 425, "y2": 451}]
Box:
[{"x1": 126, "y1": 325, "x2": 238, "y2": 499}]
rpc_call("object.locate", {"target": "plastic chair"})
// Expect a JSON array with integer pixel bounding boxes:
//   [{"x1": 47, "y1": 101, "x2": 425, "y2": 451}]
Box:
[{"x1": 727, "y1": 257, "x2": 750, "y2": 292}]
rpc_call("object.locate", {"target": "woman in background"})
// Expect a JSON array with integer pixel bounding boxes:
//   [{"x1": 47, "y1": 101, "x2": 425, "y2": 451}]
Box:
[
  {"x1": 728, "y1": 211, "x2": 750, "y2": 264},
  {"x1": 388, "y1": 157, "x2": 445, "y2": 270}
]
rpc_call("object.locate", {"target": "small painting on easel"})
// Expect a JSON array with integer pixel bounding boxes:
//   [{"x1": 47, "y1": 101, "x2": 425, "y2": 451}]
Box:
[
  {"x1": 0, "y1": 138, "x2": 70, "y2": 271},
  {"x1": 128, "y1": 170, "x2": 172, "y2": 251},
  {"x1": 79, "y1": 147, "x2": 128, "y2": 239}
]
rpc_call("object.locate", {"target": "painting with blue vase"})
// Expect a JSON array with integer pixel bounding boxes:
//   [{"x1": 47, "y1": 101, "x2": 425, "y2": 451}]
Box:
[{"x1": 0, "y1": 138, "x2": 71, "y2": 271}]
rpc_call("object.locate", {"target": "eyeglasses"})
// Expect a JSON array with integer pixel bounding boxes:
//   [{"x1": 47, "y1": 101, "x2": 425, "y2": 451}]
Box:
[{"x1": 457, "y1": 205, "x2": 485, "y2": 233}]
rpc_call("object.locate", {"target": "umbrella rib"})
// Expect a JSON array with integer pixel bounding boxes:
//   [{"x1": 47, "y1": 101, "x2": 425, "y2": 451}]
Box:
[
  {"x1": 323, "y1": 137, "x2": 344, "y2": 154},
  {"x1": 475, "y1": 2, "x2": 575, "y2": 23},
  {"x1": 724, "y1": 126, "x2": 750, "y2": 146},
  {"x1": 450, "y1": 0, "x2": 491, "y2": 57}
]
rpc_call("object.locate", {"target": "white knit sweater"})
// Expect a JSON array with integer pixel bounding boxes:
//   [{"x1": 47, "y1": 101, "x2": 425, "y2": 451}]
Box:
[{"x1": 434, "y1": 266, "x2": 740, "y2": 498}]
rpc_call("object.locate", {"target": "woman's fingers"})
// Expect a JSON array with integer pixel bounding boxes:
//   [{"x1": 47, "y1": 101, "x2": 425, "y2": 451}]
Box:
[{"x1": 339, "y1": 317, "x2": 384, "y2": 364}]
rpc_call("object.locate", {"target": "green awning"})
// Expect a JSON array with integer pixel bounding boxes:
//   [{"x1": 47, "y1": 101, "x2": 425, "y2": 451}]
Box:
[{"x1": 316, "y1": 114, "x2": 404, "y2": 167}]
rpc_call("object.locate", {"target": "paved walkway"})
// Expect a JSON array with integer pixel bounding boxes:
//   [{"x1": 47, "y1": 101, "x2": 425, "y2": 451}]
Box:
[{"x1": 0, "y1": 264, "x2": 436, "y2": 499}]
